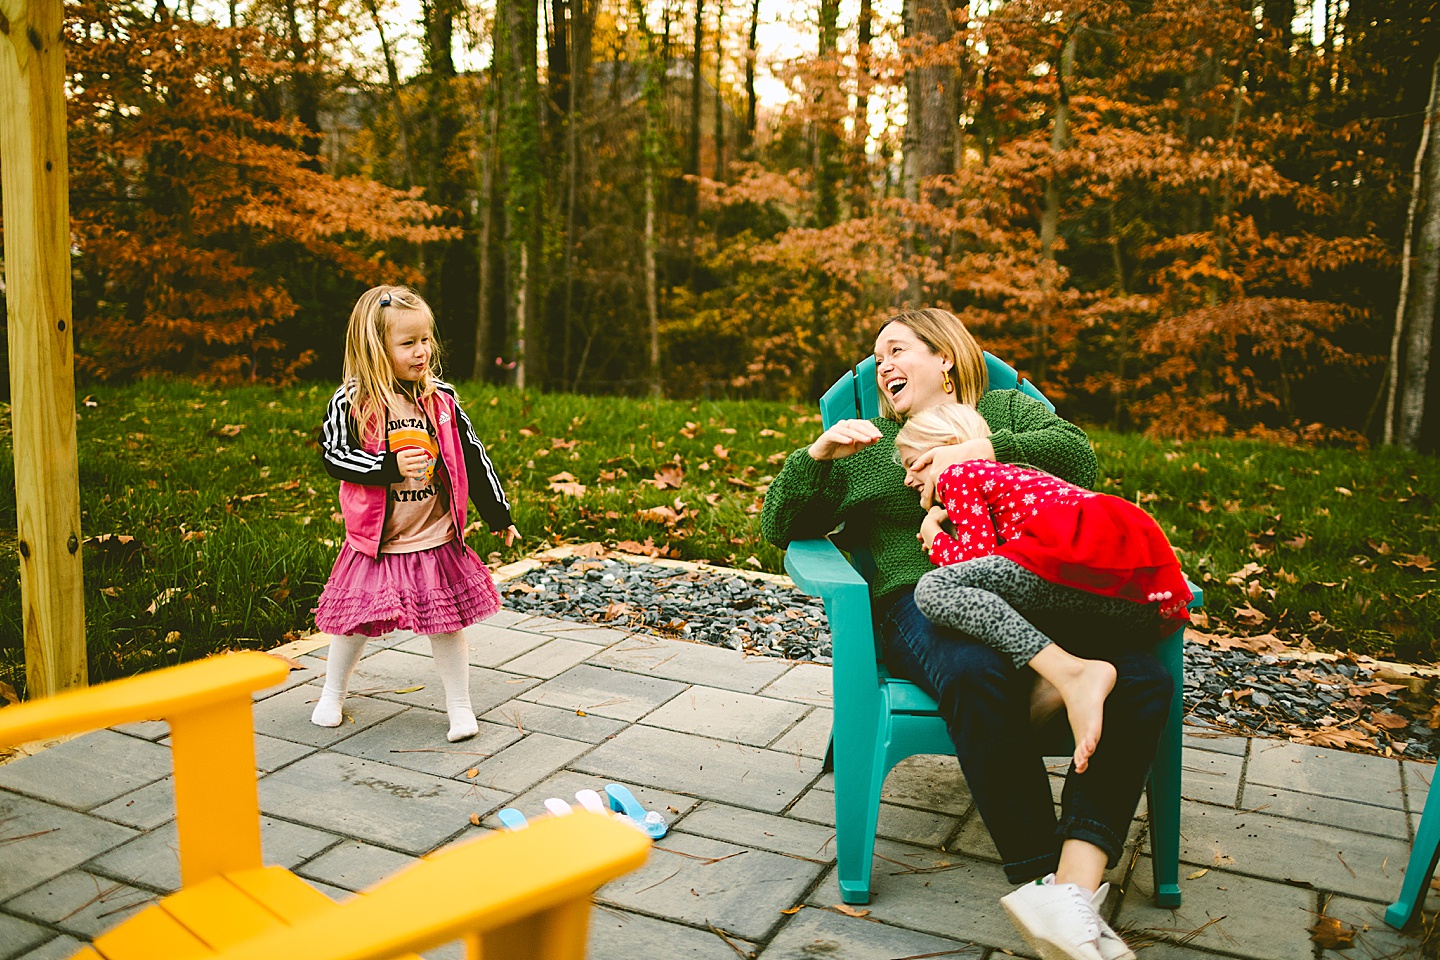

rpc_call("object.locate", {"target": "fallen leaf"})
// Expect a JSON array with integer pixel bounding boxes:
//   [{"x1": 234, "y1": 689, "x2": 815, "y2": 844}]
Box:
[
  {"x1": 465, "y1": 768, "x2": 479, "y2": 778},
  {"x1": 1335, "y1": 486, "x2": 1353, "y2": 496},
  {"x1": 146, "y1": 587, "x2": 183, "y2": 615},
  {"x1": 713, "y1": 444, "x2": 730, "y2": 460},
  {"x1": 549, "y1": 481, "x2": 588, "y2": 497},
  {"x1": 0, "y1": 681, "x2": 18, "y2": 705},
  {"x1": 653, "y1": 463, "x2": 685, "y2": 490},
  {"x1": 1371, "y1": 711, "x2": 1409, "y2": 731},
  {"x1": 1282, "y1": 533, "x2": 1308, "y2": 549},
  {"x1": 1309, "y1": 915, "x2": 1356, "y2": 949},
  {"x1": 468, "y1": 813, "x2": 482, "y2": 826},
  {"x1": 570, "y1": 542, "x2": 607, "y2": 558},
  {"x1": 393, "y1": 685, "x2": 425, "y2": 694},
  {"x1": 1186, "y1": 869, "x2": 1209, "y2": 880},
  {"x1": 181, "y1": 530, "x2": 206, "y2": 542},
  {"x1": 207, "y1": 423, "x2": 246, "y2": 438},
  {"x1": 1395, "y1": 553, "x2": 1437, "y2": 573},
  {"x1": 779, "y1": 905, "x2": 805, "y2": 915},
  {"x1": 601, "y1": 601, "x2": 634, "y2": 621},
  {"x1": 831, "y1": 904, "x2": 870, "y2": 918},
  {"x1": 266, "y1": 652, "x2": 304, "y2": 671},
  {"x1": 548, "y1": 471, "x2": 579, "y2": 483}
]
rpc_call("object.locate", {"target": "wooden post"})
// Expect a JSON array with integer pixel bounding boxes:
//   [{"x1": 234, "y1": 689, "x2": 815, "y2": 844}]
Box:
[{"x1": 0, "y1": 0, "x2": 88, "y2": 696}]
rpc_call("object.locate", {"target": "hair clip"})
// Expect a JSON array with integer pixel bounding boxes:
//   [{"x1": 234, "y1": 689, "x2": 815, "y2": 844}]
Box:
[{"x1": 379, "y1": 292, "x2": 392, "y2": 307}]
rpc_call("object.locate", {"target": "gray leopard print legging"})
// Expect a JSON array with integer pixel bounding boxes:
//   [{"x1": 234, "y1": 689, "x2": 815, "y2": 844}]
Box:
[{"x1": 912, "y1": 555, "x2": 1163, "y2": 669}]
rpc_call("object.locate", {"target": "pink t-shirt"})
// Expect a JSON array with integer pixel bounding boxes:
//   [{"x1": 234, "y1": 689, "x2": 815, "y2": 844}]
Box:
[{"x1": 380, "y1": 395, "x2": 454, "y2": 554}]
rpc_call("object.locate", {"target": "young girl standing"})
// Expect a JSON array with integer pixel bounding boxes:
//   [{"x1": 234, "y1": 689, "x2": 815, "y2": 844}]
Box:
[
  {"x1": 895, "y1": 404, "x2": 1190, "y2": 776},
  {"x1": 312, "y1": 285, "x2": 519, "y2": 742}
]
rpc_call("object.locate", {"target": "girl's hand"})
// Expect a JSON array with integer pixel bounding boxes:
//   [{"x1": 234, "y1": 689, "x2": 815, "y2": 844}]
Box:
[
  {"x1": 807, "y1": 419, "x2": 883, "y2": 461},
  {"x1": 497, "y1": 525, "x2": 520, "y2": 547},
  {"x1": 908, "y1": 438, "x2": 995, "y2": 509},
  {"x1": 396, "y1": 448, "x2": 430, "y2": 481},
  {"x1": 918, "y1": 506, "x2": 949, "y2": 554}
]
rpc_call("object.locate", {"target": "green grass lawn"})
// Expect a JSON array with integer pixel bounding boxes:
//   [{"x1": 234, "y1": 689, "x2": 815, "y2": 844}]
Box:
[{"x1": 1, "y1": 381, "x2": 1437, "y2": 696}]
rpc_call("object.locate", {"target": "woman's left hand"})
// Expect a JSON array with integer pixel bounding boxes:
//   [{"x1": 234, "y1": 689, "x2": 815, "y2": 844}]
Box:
[{"x1": 908, "y1": 438, "x2": 996, "y2": 509}]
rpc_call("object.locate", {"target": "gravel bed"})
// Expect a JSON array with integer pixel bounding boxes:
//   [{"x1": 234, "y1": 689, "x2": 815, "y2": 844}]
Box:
[{"x1": 503, "y1": 555, "x2": 1440, "y2": 760}]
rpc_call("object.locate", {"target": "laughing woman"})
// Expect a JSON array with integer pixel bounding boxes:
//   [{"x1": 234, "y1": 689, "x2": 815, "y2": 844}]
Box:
[{"x1": 761, "y1": 308, "x2": 1171, "y2": 960}]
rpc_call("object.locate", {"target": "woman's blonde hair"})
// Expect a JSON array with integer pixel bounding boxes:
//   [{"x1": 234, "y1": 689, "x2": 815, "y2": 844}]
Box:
[
  {"x1": 894, "y1": 404, "x2": 992, "y2": 465},
  {"x1": 875, "y1": 308, "x2": 987, "y2": 419},
  {"x1": 342, "y1": 285, "x2": 443, "y2": 444}
]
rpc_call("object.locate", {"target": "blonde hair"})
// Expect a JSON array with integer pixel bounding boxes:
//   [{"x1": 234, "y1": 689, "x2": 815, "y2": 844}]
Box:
[
  {"x1": 875, "y1": 308, "x2": 988, "y2": 419},
  {"x1": 342, "y1": 285, "x2": 443, "y2": 444},
  {"x1": 894, "y1": 404, "x2": 992, "y2": 466}
]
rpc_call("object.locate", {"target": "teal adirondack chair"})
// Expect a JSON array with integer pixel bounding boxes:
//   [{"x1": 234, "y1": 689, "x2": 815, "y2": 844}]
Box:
[
  {"x1": 1386, "y1": 778, "x2": 1440, "y2": 927},
  {"x1": 783, "y1": 352, "x2": 1200, "y2": 906}
]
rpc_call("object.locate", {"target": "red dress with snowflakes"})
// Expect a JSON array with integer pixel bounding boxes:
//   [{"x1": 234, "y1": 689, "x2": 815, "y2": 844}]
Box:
[{"x1": 930, "y1": 460, "x2": 1192, "y2": 624}]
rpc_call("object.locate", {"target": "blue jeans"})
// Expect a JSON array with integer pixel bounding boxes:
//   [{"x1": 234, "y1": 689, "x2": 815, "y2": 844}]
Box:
[{"x1": 880, "y1": 588, "x2": 1173, "y2": 883}]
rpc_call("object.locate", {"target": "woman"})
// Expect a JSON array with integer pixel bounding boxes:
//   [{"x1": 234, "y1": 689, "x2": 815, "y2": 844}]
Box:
[{"x1": 761, "y1": 308, "x2": 1170, "y2": 960}]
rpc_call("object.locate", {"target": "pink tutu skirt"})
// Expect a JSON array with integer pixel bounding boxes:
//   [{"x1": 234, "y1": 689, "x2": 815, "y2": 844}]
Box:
[{"x1": 314, "y1": 538, "x2": 501, "y2": 637}]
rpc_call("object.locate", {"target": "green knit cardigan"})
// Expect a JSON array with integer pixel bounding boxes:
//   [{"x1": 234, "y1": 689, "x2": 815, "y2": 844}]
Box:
[{"x1": 760, "y1": 390, "x2": 1099, "y2": 601}]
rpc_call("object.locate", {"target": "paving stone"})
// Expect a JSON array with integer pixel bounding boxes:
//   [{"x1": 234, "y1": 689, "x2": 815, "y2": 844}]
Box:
[
  {"x1": 481, "y1": 609, "x2": 530, "y2": 628},
  {"x1": 1119, "y1": 859, "x2": 1314, "y2": 960},
  {"x1": 88, "y1": 816, "x2": 336, "y2": 894},
  {"x1": 768, "y1": 708, "x2": 832, "y2": 759},
  {"x1": 251, "y1": 685, "x2": 405, "y2": 747},
  {"x1": 467, "y1": 733, "x2": 591, "y2": 793},
  {"x1": 599, "y1": 832, "x2": 824, "y2": 942},
  {"x1": 1405, "y1": 760, "x2": 1431, "y2": 821},
  {"x1": 110, "y1": 720, "x2": 169, "y2": 741},
  {"x1": 303, "y1": 878, "x2": 355, "y2": 903},
  {"x1": 251, "y1": 657, "x2": 324, "y2": 702},
  {"x1": 587, "y1": 907, "x2": 755, "y2": 959},
  {"x1": 758, "y1": 664, "x2": 833, "y2": 706},
  {"x1": 675, "y1": 802, "x2": 837, "y2": 862},
  {"x1": 11, "y1": 935, "x2": 85, "y2": 960},
  {"x1": 503, "y1": 613, "x2": 584, "y2": 634},
  {"x1": 494, "y1": 638, "x2": 598, "y2": 679},
  {"x1": 518, "y1": 664, "x2": 687, "y2": 722},
  {"x1": 3, "y1": 871, "x2": 154, "y2": 939},
  {"x1": 339, "y1": 648, "x2": 540, "y2": 716},
  {"x1": 760, "y1": 907, "x2": 982, "y2": 959},
  {"x1": 1246, "y1": 739, "x2": 1404, "y2": 809},
  {"x1": 788, "y1": 786, "x2": 956, "y2": 848},
  {"x1": 0, "y1": 794, "x2": 137, "y2": 901},
  {"x1": 478, "y1": 700, "x2": 627, "y2": 744},
  {"x1": 91, "y1": 780, "x2": 175, "y2": 831},
  {"x1": 1180, "y1": 749, "x2": 1242, "y2": 807},
  {"x1": 395, "y1": 623, "x2": 547, "y2": 667},
  {"x1": 330, "y1": 711, "x2": 521, "y2": 778},
  {"x1": 805, "y1": 836, "x2": 1033, "y2": 956},
  {"x1": 948, "y1": 812, "x2": 1142, "y2": 889},
  {"x1": 586, "y1": 637, "x2": 791, "y2": 694},
  {"x1": 574, "y1": 726, "x2": 820, "y2": 813},
  {"x1": 1181, "y1": 728, "x2": 1249, "y2": 756},
  {"x1": 0, "y1": 913, "x2": 52, "y2": 959},
  {"x1": 1317, "y1": 895, "x2": 1432, "y2": 960},
  {"x1": 533, "y1": 623, "x2": 629, "y2": 645},
  {"x1": 641, "y1": 686, "x2": 808, "y2": 746},
  {"x1": 485, "y1": 771, "x2": 699, "y2": 830},
  {"x1": 259, "y1": 753, "x2": 506, "y2": 855},
  {"x1": 1239, "y1": 783, "x2": 1409, "y2": 838},
  {"x1": 296, "y1": 841, "x2": 418, "y2": 893},
  {"x1": 1156, "y1": 799, "x2": 1410, "y2": 901},
  {"x1": 253, "y1": 733, "x2": 315, "y2": 773},
  {"x1": 880, "y1": 754, "x2": 972, "y2": 817},
  {"x1": 0, "y1": 731, "x2": 171, "y2": 812}
]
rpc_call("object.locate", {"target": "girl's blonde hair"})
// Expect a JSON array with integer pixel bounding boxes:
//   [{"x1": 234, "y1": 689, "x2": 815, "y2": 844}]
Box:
[
  {"x1": 894, "y1": 404, "x2": 992, "y2": 465},
  {"x1": 876, "y1": 308, "x2": 988, "y2": 419},
  {"x1": 342, "y1": 285, "x2": 443, "y2": 444}
]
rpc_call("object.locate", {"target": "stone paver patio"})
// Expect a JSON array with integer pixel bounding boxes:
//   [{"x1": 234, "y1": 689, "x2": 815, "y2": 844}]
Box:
[{"x1": 1, "y1": 605, "x2": 1437, "y2": 959}]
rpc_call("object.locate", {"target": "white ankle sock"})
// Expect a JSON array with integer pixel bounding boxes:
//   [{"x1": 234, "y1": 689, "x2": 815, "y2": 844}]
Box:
[
  {"x1": 429, "y1": 631, "x2": 478, "y2": 742},
  {"x1": 311, "y1": 634, "x2": 368, "y2": 727}
]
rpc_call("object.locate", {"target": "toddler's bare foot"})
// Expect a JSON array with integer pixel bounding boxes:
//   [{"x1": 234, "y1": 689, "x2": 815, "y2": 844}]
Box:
[
  {"x1": 1029, "y1": 678, "x2": 1064, "y2": 729},
  {"x1": 1061, "y1": 660, "x2": 1116, "y2": 774}
]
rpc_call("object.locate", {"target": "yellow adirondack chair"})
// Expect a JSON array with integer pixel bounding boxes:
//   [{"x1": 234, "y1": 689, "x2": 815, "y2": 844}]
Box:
[{"x1": 0, "y1": 652, "x2": 650, "y2": 960}]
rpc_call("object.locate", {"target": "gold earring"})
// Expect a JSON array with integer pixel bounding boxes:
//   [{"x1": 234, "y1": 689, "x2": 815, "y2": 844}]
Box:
[{"x1": 942, "y1": 370, "x2": 954, "y2": 394}]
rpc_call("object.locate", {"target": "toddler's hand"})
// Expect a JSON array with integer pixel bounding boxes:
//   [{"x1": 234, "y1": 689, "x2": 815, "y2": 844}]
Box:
[
  {"x1": 396, "y1": 448, "x2": 429, "y2": 480},
  {"x1": 918, "y1": 506, "x2": 948, "y2": 555},
  {"x1": 497, "y1": 525, "x2": 520, "y2": 547}
]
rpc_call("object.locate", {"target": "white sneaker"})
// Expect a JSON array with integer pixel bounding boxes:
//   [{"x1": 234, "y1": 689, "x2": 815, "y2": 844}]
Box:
[
  {"x1": 1000, "y1": 875, "x2": 1107, "y2": 960},
  {"x1": 1088, "y1": 884, "x2": 1136, "y2": 960}
]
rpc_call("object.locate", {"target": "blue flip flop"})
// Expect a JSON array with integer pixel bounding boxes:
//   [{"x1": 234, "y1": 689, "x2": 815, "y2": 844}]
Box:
[
  {"x1": 496, "y1": 807, "x2": 529, "y2": 831},
  {"x1": 605, "y1": 783, "x2": 668, "y2": 839}
]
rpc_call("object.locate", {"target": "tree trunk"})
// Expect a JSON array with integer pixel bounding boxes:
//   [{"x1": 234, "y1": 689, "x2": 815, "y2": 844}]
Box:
[
  {"x1": 1034, "y1": 24, "x2": 1079, "y2": 382},
  {"x1": 281, "y1": 0, "x2": 322, "y2": 169},
  {"x1": 851, "y1": 0, "x2": 873, "y2": 203},
  {"x1": 713, "y1": 0, "x2": 725, "y2": 181},
  {"x1": 904, "y1": 0, "x2": 959, "y2": 198},
  {"x1": 1390, "y1": 52, "x2": 1440, "y2": 449},
  {"x1": 562, "y1": 0, "x2": 592, "y2": 385},
  {"x1": 743, "y1": 0, "x2": 759, "y2": 149},
  {"x1": 362, "y1": 0, "x2": 417, "y2": 187},
  {"x1": 689, "y1": 0, "x2": 705, "y2": 184},
  {"x1": 632, "y1": 0, "x2": 664, "y2": 396},
  {"x1": 500, "y1": 0, "x2": 542, "y2": 388},
  {"x1": 814, "y1": 0, "x2": 841, "y2": 225},
  {"x1": 473, "y1": 81, "x2": 501, "y2": 379}
]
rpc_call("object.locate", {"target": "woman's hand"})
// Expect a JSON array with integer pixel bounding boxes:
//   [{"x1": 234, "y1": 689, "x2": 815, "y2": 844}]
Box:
[
  {"x1": 907, "y1": 438, "x2": 996, "y2": 508},
  {"x1": 917, "y1": 506, "x2": 949, "y2": 555},
  {"x1": 807, "y1": 419, "x2": 883, "y2": 461}
]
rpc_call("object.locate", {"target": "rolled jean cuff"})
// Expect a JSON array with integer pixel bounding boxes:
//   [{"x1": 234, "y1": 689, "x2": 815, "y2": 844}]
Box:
[
  {"x1": 1058, "y1": 816, "x2": 1124, "y2": 868},
  {"x1": 1003, "y1": 849, "x2": 1061, "y2": 885}
]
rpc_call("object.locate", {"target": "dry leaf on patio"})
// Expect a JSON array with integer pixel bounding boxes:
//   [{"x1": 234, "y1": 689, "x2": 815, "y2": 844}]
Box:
[
  {"x1": 779, "y1": 905, "x2": 805, "y2": 915},
  {"x1": 1308, "y1": 915, "x2": 1355, "y2": 949},
  {"x1": 265, "y1": 652, "x2": 304, "y2": 671},
  {"x1": 1282, "y1": 724, "x2": 1378, "y2": 751},
  {"x1": 469, "y1": 813, "x2": 481, "y2": 826},
  {"x1": 601, "y1": 601, "x2": 634, "y2": 621},
  {"x1": 831, "y1": 904, "x2": 870, "y2": 918},
  {"x1": 571, "y1": 542, "x2": 607, "y2": 558},
  {"x1": 1186, "y1": 869, "x2": 1208, "y2": 880}
]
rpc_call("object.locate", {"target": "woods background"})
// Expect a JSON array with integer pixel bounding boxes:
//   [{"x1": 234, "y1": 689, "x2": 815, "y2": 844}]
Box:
[{"x1": 2, "y1": 0, "x2": 1439, "y2": 447}]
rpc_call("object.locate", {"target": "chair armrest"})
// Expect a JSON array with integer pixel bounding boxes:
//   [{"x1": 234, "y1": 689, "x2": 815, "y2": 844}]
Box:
[
  {"x1": 0, "y1": 652, "x2": 289, "y2": 746},
  {"x1": 215, "y1": 813, "x2": 651, "y2": 960},
  {"x1": 785, "y1": 538, "x2": 881, "y2": 694}
]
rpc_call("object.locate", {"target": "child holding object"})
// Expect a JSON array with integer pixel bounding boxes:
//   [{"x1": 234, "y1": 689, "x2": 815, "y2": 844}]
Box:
[
  {"x1": 895, "y1": 404, "x2": 1190, "y2": 775},
  {"x1": 312, "y1": 285, "x2": 520, "y2": 741}
]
